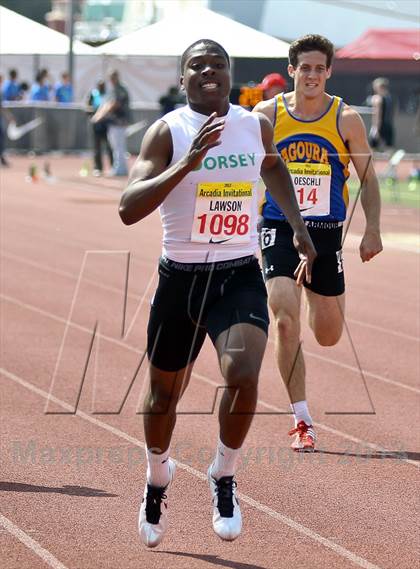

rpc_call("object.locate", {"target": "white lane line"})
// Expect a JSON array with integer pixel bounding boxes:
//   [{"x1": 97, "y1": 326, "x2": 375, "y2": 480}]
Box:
[
  {"x1": 2, "y1": 250, "x2": 419, "y2": 344},
  {"x1": 345, "y1": 232, "x2": 420, "y2": 254},
  {"x1": 236, "y1": 495, "x2": 383, "y2": 569},
  {"x1": 0, "y1": 512, "x2": 69, "y2": 569},
  {"x1": 0, "y1": 293, "x2": 142, "y2": 353},
  {"x1": 1, "y1": 251, "x2": 154, "y2": 297},
  {"x1": 0, "y1": 367, "x2": 383, "y2": 569},
  {"x1": 344, "y1": 318, "x2": 419, "y2": 343},
  {"x1": 193, "y1": 372, "x2": 419, "y2": 469},
  {"x1": 302, "y1": 348, "x2": 420, "y2": 395},
  {"x1": 1, "y1": 292, "x2": 419, "y2": 469},
  {"x1": 2, "y1": 291, "x2": 419, "y2": 397},
  {"x1": 266, "y1": 332, "x2": 419, "y2": 394}
]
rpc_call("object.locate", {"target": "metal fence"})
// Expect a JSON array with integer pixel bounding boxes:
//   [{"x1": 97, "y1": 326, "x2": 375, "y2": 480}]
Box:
[
  {"x1": 3, "y1": 102, "x2": 420, "y2": 154},
  {"x1": 3, "y1": 103, "x2": 161, "y2": 155}
]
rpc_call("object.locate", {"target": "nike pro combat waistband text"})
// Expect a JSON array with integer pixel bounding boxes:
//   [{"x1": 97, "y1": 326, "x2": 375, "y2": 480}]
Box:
[{"x1": 160, "y1": 255, "x2": 256, "y2": 272}]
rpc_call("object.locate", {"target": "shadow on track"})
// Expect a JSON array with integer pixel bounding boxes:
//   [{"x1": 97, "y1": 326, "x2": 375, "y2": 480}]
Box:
[
  {"x1": 155, "y1": 551, "x2": 267, "y2": 569},
  {"x1": 315, "y1": 450, "x2": 419, "y2": 461},
  {"x1": 0, "y1": 482, "x2": 118, "y2": 497}
]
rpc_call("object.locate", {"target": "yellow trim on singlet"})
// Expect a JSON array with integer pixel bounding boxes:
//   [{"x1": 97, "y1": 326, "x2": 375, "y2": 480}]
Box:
[
  {"x1": 272, "y1": 94, "x2": 350, "y2": 208},
  {"x1": 260, "y1": 93, "x2": 350, "y2": 216},
  {"x1": 273, "y1": 95, "x2": 347, "y2": 159}
]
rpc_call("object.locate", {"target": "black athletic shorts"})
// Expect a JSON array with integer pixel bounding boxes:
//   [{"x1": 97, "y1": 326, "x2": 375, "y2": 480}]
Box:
[
  {"x1": 379, "y1": 124, "x2": 394, "y2": 147},
  {"x1": 260, "y1": 218, "x2": 345, "y2": 296},
  {"x1": 147, "y1": 255, "x2": 269, "y2": 371}
]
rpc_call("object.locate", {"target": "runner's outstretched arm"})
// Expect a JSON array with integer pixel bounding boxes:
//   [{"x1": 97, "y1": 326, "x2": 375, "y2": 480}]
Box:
[
  {"x1": 256, "y1": 112, "x2": 317, "y2": 283},
  {"x1": 342, "y1": 107, "x2": 383, "y2": 262},
  {"x1": 119, "y1": 113, "x2": 224, "y2": 225}
]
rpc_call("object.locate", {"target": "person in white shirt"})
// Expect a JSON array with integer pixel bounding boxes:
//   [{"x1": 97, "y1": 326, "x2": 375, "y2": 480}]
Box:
[{"x1": 119, "y1": 39, "x2": 316, "y2": 548}]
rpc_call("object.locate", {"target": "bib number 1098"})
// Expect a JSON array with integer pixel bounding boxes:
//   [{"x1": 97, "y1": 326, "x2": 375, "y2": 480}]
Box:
[{"x1": 197, "y1": 213, "x2": 250, "y2": 236}]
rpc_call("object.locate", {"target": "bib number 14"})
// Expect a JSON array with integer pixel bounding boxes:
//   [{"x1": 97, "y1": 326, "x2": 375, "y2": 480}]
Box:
[
  {"x1": 287, "y1": 162, "x2": 331, "y2": 217},
  {"x1": 297, "y1": 187, "x2": 318, "y2": 206}
]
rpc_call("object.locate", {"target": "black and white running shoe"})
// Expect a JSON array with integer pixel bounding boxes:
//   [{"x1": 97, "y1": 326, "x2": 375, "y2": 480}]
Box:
[
  {"x1": 208, "y1": 464, "x2": 242, "y2": 541},
  {"x1": 138, "y1": 459, "x2": 176, "y2": 547}
]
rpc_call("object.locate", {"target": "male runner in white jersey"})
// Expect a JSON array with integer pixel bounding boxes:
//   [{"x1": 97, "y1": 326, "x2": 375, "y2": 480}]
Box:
[
  {"x1": 253, "y1": 34, "x2": 383, "y2": 452},
  {"x1": 119, "y1": 39, "x2": 316, "y2": 547}
]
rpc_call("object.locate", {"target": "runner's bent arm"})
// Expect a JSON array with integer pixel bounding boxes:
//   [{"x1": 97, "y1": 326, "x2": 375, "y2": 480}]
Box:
[
  {"x1": 119, "y1": 113, "x2": 225, "y2": 225},
  {"x1": 256, "y1": 112, "x2": 317, "y2": 282},
  {"x1": 253, "y1": 99, "x2": 276, "y2": 124},
  {"x1": 253, "y1": 103, "x2": 307, "y2": 229},
  {"x1": 341, "y1": 107, "x2": 383, "y2": 262},
  {"x1": 256, "y1": 112, "x2": 307, "y2": 232}
]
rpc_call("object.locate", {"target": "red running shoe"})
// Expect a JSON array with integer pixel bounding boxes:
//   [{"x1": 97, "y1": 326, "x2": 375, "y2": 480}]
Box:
[{"x1": 289, "y1": 421, "x2": 316, "y2": 452}]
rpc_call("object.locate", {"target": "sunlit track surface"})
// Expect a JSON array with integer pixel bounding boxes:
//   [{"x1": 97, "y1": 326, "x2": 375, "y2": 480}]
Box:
[{"x1": 1, "y1": 157, "x2": 419, "y2": 569}]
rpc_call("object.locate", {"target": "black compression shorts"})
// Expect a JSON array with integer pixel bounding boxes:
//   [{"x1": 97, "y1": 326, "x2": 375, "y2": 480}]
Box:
[
  {"x1": 260, "y1": 219, "x2": 345, "y2": 296},
  {"x1": 147, "y1": 255, "x2": 269, "y2": 371}
]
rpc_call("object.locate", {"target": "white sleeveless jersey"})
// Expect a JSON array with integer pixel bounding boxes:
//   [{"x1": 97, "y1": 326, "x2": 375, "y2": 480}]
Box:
[{"x1": 160, "y1": 104, "x2": 265, "y2": 263}]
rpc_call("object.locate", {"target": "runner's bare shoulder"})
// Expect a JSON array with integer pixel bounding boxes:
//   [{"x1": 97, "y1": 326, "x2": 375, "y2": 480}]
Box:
[
  {"x1": 252, "y1": 98, "x2": 276, "y2": 123},
  {"x1": 137, "y1": 119, "x2": 173, "y2": 164},
  {"x1": 340, "y1": 103, "x2": 363, "y2": 127},
  {"x1": 339, "y1": 103, "x2": 365, "y2": 140},
  {"x1": 128, "y1": 120, "x2": 173, "y2": 183}
]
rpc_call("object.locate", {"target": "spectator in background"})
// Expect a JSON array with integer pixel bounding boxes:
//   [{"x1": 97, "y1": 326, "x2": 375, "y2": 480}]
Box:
[
  {"x1": 369, "y1": 77, "x2": 395, "y2": 151},
  {"x1": 91, "y1": 70, "x2": 130, "y2": 176},
  {"x1": 414, "y1": 87, "x2": 420, "y2": 138},
  {"x1": 30, "y1": 70, "x2": 50, "y2": 102},
  {"x1": 55, "y1": 72, "x2": 73, "y2": 103},
  {"x1": 258, "y1": 73, "x2": 287, "y2": 100},
  {"x1": 0, "y1": 74, "x2": 15, "y2": 167},
  {"x1": 18, "y1": 82, "x2": 30, "y2": 102},
  {"x1": 2, "y1": 69, "x2": 23, "y2": 101},
  {"x1": 239, "y1": 73, "x2": 287, "y2": 110},
  {"x1": 158, "y1": 86, "x2": 182, "y2": 116},
  {"x1": 40, "y1": 68, "x2": 52, "y2": 92},
  {"x1": 86, "y1": 80, "x2": 113, "y2": 176}
]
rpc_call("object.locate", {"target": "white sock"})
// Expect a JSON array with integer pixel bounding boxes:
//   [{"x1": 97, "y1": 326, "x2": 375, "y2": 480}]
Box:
[
  {"x1": 146, "y1": 446, "x2": 171, "y2": 488},
  {"x1": 211, "y1": 437, "x2": 241, "y2": 480},
  {"x1": 291, "y1": 400, "x2": 313, "y2": 426}
]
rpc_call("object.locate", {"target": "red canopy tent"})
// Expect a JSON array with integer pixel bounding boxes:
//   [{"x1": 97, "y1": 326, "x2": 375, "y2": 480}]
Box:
[
  {"x1": 336, "y1": 29, "x2": 420, "y2": 60},
  {"x1": 333, "y1": 29, "x2": 420, "y2": 74}
]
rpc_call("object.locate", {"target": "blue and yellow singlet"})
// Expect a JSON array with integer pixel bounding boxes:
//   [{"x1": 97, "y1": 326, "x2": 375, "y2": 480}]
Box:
[{"x1": 262, "y1": 94, "x2": 350, "y2": 222}]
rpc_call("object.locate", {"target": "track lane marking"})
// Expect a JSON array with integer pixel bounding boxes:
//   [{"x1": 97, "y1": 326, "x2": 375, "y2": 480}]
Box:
[
  {"x1": 193, "y1": 372, "x2": 419, "y2": 469},
  {"x1": 2, "y1": 292, "x2": 418, "y2": 397},
  {"x1": 0, "y1": 367, "x2": 384, "y2": 569},
  {"x1": 1, "y1": 292, "x2": 419, "y2": 469},
  {"x1": 1, "y1": 251, "x2": 419, "y2": 343},
  {"x1": 0, "y1": 252, "x2": 155, "y2": 302},
  {"x1": 339, "y1": 317, "x2": 419, "y2": 342},
  {"x1": 0, "y1": 512, "x2": 69, "y2": 569},
  {"x1": 344, "y1": 232, "x2": 420, "y2": 254}
]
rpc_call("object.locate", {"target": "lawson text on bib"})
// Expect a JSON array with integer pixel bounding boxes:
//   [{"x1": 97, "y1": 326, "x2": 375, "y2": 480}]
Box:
[{"x1": 191, "y1": 181, "x2": 253, "y2": 244}]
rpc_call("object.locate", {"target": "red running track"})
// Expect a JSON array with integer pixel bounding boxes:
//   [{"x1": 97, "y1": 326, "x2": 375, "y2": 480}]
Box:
[{"x1": 1, "y1": 157, "x2": 419, "y2": 569}]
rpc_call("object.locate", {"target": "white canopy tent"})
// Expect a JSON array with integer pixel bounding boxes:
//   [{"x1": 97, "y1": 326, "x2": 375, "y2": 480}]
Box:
[
  {"x1": 97, "y1": 7, "x2": 290, "y2": 58},
  {"x1": 0, "y1": 6, "x2": 98, "y2": 101},
  {"x1": 94, "y1": 7, "x2": 290, "y2": 103},
  {"x1": 0, "y1": 6, "x2": 290, "y2": 103},
  {"x1": 0, "y1": 6, "x2": 96, "y2": 55}
]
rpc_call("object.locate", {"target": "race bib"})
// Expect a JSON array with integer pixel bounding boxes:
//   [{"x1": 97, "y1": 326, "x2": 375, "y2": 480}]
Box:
[
  {"x1": 288, "y1": 162, "x2": 331, "y2": 217},
  {"x1": 191, "y1": 182, "x2": 253, "y2": 244}
]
